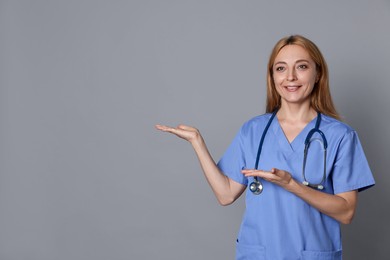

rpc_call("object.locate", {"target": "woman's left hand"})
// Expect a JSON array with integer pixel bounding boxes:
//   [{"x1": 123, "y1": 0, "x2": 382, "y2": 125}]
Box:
[
  {"x1": 241, "y1": 168, "x2": 293, "y2": 188},
  {"x1": 242, "y1": 168, "x2": 358, "y2": 224}
]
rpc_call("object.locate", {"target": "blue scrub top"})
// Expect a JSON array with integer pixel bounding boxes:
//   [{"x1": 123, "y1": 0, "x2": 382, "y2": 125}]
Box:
[{"x1": 217, "y1": 113, "x2": 375, "y2": 260}]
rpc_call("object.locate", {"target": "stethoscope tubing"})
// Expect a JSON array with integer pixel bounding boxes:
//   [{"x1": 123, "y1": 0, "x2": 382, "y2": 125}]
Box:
[
  {"x1": 250, "y1": 110, "x2": 278, "y2": 195},
  {"x1": 249, "y1": 110, "x2": 328, "y2": 195}
]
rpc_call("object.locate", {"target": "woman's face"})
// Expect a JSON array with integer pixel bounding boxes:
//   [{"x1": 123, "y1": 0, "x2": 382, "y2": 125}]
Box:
[{"x1": 272, "y1": 44, "x2": 318, "y2": 107}]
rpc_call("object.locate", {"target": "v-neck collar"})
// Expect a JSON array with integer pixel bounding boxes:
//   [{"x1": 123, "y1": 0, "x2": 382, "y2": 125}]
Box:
[{"x1": 272, "y1": 115, "x2": 318, "y2": 154}]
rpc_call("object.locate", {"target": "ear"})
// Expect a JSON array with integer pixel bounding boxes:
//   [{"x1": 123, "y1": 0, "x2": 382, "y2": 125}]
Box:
[{"x1": 315, "y1": 74, "x2": 320, "y2": 83}]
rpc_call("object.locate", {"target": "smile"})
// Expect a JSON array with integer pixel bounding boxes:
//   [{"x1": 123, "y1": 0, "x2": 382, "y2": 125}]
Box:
[{"x1": 285, "y1": 85, "x2": 302, "y2": 92}]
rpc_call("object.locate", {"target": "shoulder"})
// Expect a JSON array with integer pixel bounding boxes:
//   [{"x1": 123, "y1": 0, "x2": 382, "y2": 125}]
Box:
[
  {"x1": 237, "y1": 113, "x2": 273, "y2": 136},
  {"x1": 320, "y1": 114, "x2": 358, "y2": 143},
  {"x1": 321, "y1": 114, "x2": 355, "y2": 134}
]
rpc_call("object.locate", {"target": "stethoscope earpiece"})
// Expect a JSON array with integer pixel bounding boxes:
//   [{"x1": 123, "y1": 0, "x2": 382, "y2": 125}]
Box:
[
  {"x1": 250, "y1": 110, "x2": 327, "y2": 195},
  {"x1": 302, "y1": 181, "x2": 324, "y2": 190}
]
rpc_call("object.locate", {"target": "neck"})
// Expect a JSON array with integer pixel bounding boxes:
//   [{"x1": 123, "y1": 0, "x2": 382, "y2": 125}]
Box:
[{"x1": 277, "y1": 103, "x2": 317, "y2": 123}]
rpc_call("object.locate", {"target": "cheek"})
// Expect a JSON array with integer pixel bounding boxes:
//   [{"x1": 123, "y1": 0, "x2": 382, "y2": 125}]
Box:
[
  {"x1": 273, "y1": 78, "x2": 284, "y2": 95},
  {"x1": 299, "y1": 72, "x2": 317, "y2": 88},
  {"x1": 309, "y1": 71, "x2": 318, "y2": 84},
  {"x1": 272, "y1": 75, "x2": 283, "y2": 86}
]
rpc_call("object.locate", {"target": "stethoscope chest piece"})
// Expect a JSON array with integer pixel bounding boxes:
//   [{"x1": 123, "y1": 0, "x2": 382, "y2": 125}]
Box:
[
  {"x1": 249, "y1": 179, "x2": 263, "y2": 195},
  {"x1": 249, "y1": 110, "x2": 328, "y2": 195}
]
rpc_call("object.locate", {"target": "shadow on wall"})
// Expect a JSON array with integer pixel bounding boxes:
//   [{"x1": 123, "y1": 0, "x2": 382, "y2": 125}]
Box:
[{"x1": 337, "y1": 73, "x2": 389, "y2": 259}]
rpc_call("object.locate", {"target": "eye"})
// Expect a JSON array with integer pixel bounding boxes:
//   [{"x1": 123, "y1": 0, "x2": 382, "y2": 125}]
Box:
[
  {"x1": 297, "y1": 64, "x2": 308, "y2": 70},
  {"x1": 275, "y1": 66, "x2": 285, "y2": 72}
]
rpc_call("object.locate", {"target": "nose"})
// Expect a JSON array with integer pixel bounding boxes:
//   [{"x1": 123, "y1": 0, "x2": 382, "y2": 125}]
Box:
[{"x1": 287, "y1": 68, "x2": 297, "y2": 81}]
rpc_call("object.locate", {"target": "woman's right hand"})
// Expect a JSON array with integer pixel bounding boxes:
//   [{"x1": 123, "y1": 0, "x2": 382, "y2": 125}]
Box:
[
  {"x1": 155, "y1": 124, "x2": 202, "y2": 144},
  {"x1": 155, "y1": 123, "x2": 246, "y2": 205}
]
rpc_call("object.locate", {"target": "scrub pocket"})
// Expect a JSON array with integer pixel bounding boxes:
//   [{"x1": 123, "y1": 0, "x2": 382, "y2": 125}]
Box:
[
  {"x1": 236, "y1": 241, "x2": 266, "y2": 260},
  {"x1": 301, "y1": 250, "x2": 342, "y2": 260}
]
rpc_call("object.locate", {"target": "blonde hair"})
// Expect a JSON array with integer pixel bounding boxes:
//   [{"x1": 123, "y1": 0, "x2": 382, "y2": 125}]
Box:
[{"x1": 266, "y1": 35, "x2": 341, "y2": 120}]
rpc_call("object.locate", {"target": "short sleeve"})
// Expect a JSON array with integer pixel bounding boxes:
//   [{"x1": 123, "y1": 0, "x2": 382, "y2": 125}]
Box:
[
  {"x1": 217, "y1": 126, "x2": 248, "y2": 186},
  {"x1": 332, "y1": 131, "x2": 375, "y2": 194}
]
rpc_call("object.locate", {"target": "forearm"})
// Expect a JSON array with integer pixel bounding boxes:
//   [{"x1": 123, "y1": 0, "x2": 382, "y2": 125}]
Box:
[
  {"x1": 286, "y1": 179, "x2": 357, "y2": 224},
  {"x1": 155, "y1": 124, "x2": 245, "y2": 205},
  {"x1": 191, "y1": 136, "x2": 243, "y2": 205}
]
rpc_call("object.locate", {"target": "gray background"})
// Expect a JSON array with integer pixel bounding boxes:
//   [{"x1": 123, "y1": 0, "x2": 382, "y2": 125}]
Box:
[{"x1": 0, "y1": 0, "x2": 389, "y2": 259}]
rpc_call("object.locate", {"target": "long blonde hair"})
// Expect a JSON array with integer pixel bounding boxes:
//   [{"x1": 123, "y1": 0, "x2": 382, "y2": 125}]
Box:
[{"x1": 266, "y1": 35, "x2": 341, "y2": 120}]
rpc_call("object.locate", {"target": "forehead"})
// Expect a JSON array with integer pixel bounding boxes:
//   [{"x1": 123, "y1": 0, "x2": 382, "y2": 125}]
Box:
[{"x1": 274, "y1": 44, "x2": 313, "y2": 64}]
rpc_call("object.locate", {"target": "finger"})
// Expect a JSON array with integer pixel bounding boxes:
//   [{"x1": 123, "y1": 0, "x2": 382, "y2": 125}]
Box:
[
  {"x1": 156, "y1": 124, "x2": 193, "y2": 133},
  {"x1": 241, "y1": 169, "x2": 256, "y2": 174},
  {"x1": 155, "y1": 124, "x2": 174, "y2": 132},
  {"x1": 155, "y1": 124, "x2": 166, "y2": 130},
  {"x1": 241, "y1": 169, "x2": 266, "y2": 173},
  {"x1": 241, "y1": 169, "x2": 272, "y2": 177},
  {"x1": 156, "y1": 124, "x2": 195, "y2": 141},
  {"x1": 271, "y1": 168, "x2": 285, "y2": 176},
  {"x1": 177, "y1": 124, "x2": 195, "y2": 131},
  {"x1": 155, "y1": 125, "x2": 183, "y2": 135}
]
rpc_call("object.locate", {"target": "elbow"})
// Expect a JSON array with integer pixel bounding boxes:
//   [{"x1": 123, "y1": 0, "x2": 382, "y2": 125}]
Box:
[
  {"x1": 217, "y1": 196, "x2": 236, "y2": 206},
  {"x1": 339, "y1": 217, "x2": 353, "y2": 225},
  {"x1": 338, "y1": 209, "x2": 356, "y2": 225}
]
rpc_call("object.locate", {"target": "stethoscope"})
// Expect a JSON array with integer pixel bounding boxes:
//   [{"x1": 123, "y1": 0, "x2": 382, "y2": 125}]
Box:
[{"x1": 249, "y1": 109, "x2": 328, "y2": 195}]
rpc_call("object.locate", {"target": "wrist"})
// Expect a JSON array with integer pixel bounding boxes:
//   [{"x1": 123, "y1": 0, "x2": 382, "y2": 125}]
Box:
[
  {"x1": 190, "y1": 134, "x2": 205, "y2": 149},
  {"x1": 285, "y1": 177, "x2": 301, "y2": 192}
]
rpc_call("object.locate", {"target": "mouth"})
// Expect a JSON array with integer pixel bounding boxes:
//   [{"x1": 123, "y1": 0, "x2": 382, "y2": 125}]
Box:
[{"x1": 284, "y1": 85, "x2": 302, "y2": 92}]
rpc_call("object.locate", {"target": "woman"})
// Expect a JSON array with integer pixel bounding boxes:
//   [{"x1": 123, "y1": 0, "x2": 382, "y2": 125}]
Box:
[{"x1": 156, "y1": 35, "x2": 375, "y2": 260}]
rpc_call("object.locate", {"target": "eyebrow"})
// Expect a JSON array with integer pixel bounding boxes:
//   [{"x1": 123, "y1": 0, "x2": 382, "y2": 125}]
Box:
[{"x1": 274, "y1": 59, "x2": 311, "y2": 66}]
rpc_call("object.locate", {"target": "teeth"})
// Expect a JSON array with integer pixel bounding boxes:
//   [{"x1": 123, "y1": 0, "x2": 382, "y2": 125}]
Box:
[{"x1": 286, "y1": 86, "x2": 299, "y2": 91}]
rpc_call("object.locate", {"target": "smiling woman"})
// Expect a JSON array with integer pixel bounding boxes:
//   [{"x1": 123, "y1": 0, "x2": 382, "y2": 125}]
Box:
[
  {"x1": 273, "y1": 45, "x2": 318, "y2": 107},
  {"x1": 266, "y1": 35, "x2": 340, "y2": 120},
  {"x1": 156, "y1": 35, "x2": 375, "y2": 260}
]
